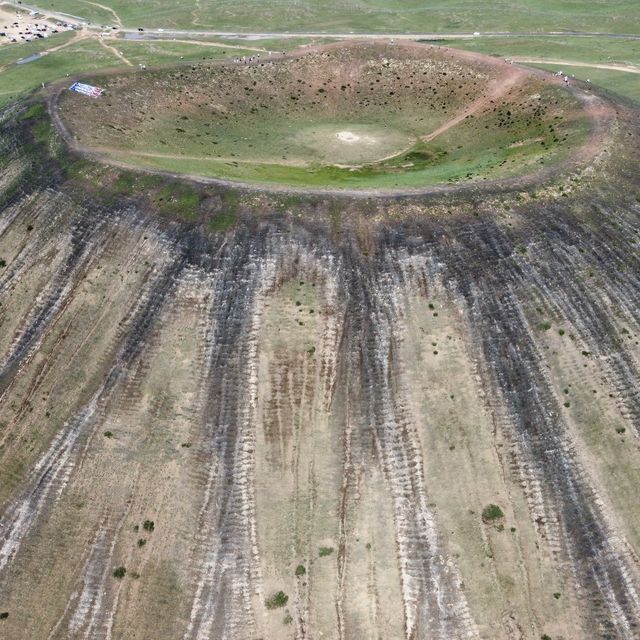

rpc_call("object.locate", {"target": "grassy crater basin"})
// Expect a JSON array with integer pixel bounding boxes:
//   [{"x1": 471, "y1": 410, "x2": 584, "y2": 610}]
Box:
[{"x1": 57, "y1": 41, "x2": 590, "y2": 190}]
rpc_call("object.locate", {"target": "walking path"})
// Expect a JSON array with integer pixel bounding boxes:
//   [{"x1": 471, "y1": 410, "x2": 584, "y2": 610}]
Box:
[
  {"x1": 511, "y1": 58, "x2": 640, "y2": 74},
  {"x1": 97, "y1": 37, "x2": 132, "y2": 65}
]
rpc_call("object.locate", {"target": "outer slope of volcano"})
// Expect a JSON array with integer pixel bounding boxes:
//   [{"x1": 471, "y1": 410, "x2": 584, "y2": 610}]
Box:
[{"x1": 55, "y1": 42, "x2": 589, "y2": 191}]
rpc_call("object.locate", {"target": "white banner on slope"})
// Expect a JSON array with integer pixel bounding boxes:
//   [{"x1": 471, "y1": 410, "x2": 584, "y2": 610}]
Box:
[{"x1": 69, "y1": 82, "x2": 104, "y2": 98}]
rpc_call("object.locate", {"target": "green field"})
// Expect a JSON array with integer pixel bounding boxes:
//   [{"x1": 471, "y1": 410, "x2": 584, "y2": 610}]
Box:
[
  {"x1": 439, "y1": 35, "x2": 640, "y2": 67},
  {"x1": 529, "y1": 64, "x2": 640, "y2": 103},
  {"x1": 0, "y1": 38, "x2": 121, "y2": 107},
  {"x1": 39, "y1": 0, "x2": 640, "y2": 34}
]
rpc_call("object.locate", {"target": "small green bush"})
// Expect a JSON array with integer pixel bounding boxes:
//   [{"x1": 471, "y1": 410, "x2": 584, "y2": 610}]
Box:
[
  {"x1": 319, "y1": 547, "x2": 334, "y2": 557},
  {"x1": 143, "y1": 520, "x2": 155, "y2": 532},
  {"x1": 103, "y1": 431, "x2": 113, "y2": 438},
  {"x1": 481, "y1": 504, "x2": 504, "y2": 523},
  {"x1": 0, "y1": 612, "x2": 8, "y2": 620},
  {"x1": 553, "y1": 592, "x2": 561, "y2": 599},
  {"x1": 19, "y1": 103, "x2": 45, "y2": 121},
  {"x1": 137, "y1": 538, "x2": 146, "y2": 547},
  {"x1": 113, "y1": 566, "x2": 126, "y2": 579},
  {"x1": 295, "y1": 564, "x2": 306, "y2": 577},
  {"x1": 265, "y1": 591, "x2": 288, "y2": 609}
]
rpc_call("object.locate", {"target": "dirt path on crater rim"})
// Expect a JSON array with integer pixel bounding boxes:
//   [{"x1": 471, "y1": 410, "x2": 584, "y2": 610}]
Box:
[
  {"x1": 45, "y1": 40, "x2": 618, "y2": 198},
  {"x1": 510, "y1": 57, "x2": 640, "y2": 74}
]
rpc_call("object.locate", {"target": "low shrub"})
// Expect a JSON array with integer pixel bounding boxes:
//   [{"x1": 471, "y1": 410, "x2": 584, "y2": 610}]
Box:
[
  {"x1": 113, "y1": 566, "x2": 126, "y2": 579},
  {"x1": 481, "y1": 504, "x2": 504, "y2": 523},
  {"x1": 265, "y1": 591, "x2": 288, "y2": 609}
]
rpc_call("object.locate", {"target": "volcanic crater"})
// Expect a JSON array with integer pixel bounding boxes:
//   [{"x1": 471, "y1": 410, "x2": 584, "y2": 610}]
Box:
[{"x1": 55, "y1": 41, "x2": 591, "y2": 191}]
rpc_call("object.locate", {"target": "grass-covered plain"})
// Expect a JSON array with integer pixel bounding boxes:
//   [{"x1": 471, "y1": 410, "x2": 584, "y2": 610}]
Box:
[
  {"x1": 57, "y1": 42, "x2": 589, "y2": 190},
  {"x1": 438, "y1": 35, "x2": 640, "y2": 67},
  {"x1": 0, "y1": 37, "x2": 119, "y2": 108},
  {"x1": 37, "y1": 0, "x2": 640, "y2": 34},
  {"x1": 531, "y1": 64, "x2": 640, "y2": 103}
]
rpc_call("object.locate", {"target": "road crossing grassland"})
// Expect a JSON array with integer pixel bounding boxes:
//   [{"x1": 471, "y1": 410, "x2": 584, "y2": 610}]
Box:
[
  {"x1": 2, "y1": 4, "x2": 640, "y2": 114},
  {"x1": 16, "y1": 0, "x2": 640, "y2": 34}
]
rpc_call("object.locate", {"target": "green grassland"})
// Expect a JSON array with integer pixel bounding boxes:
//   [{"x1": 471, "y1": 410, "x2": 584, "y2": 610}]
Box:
[
  {"x1": 530, "y1": 64, "x2": 640, "y2": 103},
  {"x1": 439, "y1": 35, "x2": 640, "y2": 66},
  {"x1": 113, "y1": 40, "x2": 260, "y2": 66},
  {"x1": 0, "y1": 31, "x2": 75, "y2": 68},
  {"x1": 39, "y1": 0, "x2": 640, "y2": 34},
  {"x1": 0, "y1": 38, "x2": 121, "y2": 107},
  {"x1": 0, "y1": 0, "x2": 640, "y2": 111}
]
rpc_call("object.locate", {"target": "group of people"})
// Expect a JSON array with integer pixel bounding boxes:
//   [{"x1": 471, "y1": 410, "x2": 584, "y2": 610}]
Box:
[
  {"x1": 553, "y1": 70, "x2": 580, "y2": 85},
  {"x1": 233, "y1": 51, "x2": 287, "y2": 64}
]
